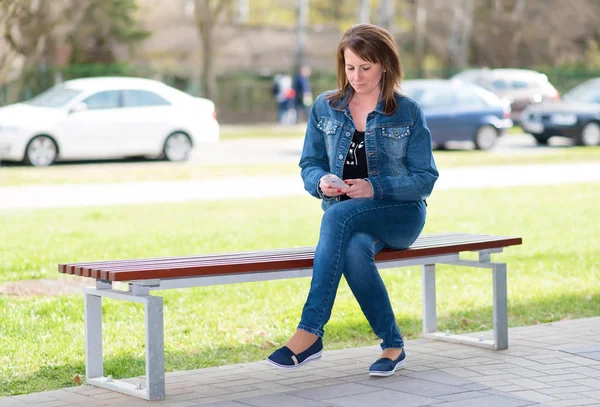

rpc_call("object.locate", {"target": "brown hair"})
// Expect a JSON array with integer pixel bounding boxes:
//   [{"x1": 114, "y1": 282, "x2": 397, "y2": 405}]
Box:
[{"x1": 326, "y1": 24, "x2": 403, "y2": 115}]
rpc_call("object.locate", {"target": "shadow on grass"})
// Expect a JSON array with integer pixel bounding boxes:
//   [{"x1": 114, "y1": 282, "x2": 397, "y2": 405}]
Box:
[{"x1": 4, "y1": 291, "x2": 599, "y2": 397}]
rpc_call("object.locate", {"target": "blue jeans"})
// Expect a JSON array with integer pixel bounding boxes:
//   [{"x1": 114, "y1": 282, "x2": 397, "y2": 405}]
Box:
[{"x1": 298, "y1": 198, "x2": 426, "y2": 349}]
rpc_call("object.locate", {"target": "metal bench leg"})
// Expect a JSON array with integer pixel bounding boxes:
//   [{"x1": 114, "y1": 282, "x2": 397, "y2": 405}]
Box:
[
  {"x1": 492, "y1": 263, "x2": 508, "y2": 350},
  {"x1": 145, "y1": 296, "x2": 165, "y2": 400},
  {"x1": 422, "y1": 264, "x2": 437, "y2": 335},
  {"x1": 83, "y1": 286, "x2": 165, "y2": 401},
  {"x1": 427, "y1": 254, "x2": 510, "y2": 350},
  {"x1": 85, "y1": 291, "x2": 103, "y2": 380}
]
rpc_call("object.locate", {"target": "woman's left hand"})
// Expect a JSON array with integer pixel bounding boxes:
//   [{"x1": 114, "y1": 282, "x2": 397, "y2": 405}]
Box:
[{"x1": 343, "y1": 178, "x2": 374, "y2": 199}]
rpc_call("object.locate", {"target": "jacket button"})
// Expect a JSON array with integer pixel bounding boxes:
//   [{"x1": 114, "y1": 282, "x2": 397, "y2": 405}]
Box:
[
  {"x1": 338, "y1": 154, "x2": 344, "y2": 160},
  {"x1": 345, "y1": 132, "x2": 350, "y2": 136}
]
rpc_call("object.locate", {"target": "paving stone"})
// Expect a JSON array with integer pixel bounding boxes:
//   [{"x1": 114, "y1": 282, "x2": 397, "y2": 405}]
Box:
[
  {"x1": 439, "y1": 368, "x2": 480, "y2": 378},
  {"x1": 0, "y1": 398, "x2": 31, "y2": 407},
  {"x1": 501, "y1": 367, "x2": 550, "y2": 378},
  {"x1": 189, "y1": 402, "x2": 247, "y2": 407},
  {"x1": 235, "y1": 393, "x2": 331, "y2": 407},
  {"x1": 367, "y1": 378, "x2": 468, "y2": 398},
  {"x1": 509, "y1": 390, "x2": 559, "y2": 403},
  {"x1": 287, "y1": 383, "x2": 377, "y2": 400},
  {"x1": 289, "y1": 378, "x2": 347, "y2": 390},
  {"x1": 460, "y1": 383, "x2": 491, "y2": 391},
  {"x1": 434, "y1": 391, "x2": 489, "y2": 402},
  {"x1": 428, "y1": 394, "x2": 537, "y2": 407},
  {"x1": 545, "y1": 399, "x2": 600, "y2": 406},
  {"x1": 561, "y1": 345, "x2": 600, "y2": 354},
  {"x1": 492, "y1": 384, "x2": 528, "y2": 392},
  {"x1": 536, "y1": 385, "x2": 595, "y2": 395},
  {"x1": 25, "y1": 401, "x2": 67, "y2": 407},
  {"x1": 554, "y1": 393, "x2": 589, "y2": 400},
  {"x1": 323, "y1": 389, "x2": 438, "y2": 407},
  {"x1": 504, "y1": 378, "x2": 552, "y2": 390},
  {"x1": 573, "y1": 378, "x2": 600, "y2": 390},
  {"x1": 579, "y1": 390, "x2": 600, "y2": 400},
  {"x1": 404, "y1": 370, "x2": 474, "y2": 386},
  {"x1": 567, "y1": 366, "x2": 600, "y2": 378}
]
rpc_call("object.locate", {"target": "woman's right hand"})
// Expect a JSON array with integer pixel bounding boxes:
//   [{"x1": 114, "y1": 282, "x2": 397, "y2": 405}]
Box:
[{"x1": 319, "y1": 174, "x2": 349, "y2": 197}]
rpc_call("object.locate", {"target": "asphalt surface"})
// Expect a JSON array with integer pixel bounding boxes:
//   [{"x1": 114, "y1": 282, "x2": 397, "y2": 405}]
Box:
[{"x1": 190, "y1": 132, "x2": 574, "y2": 166}]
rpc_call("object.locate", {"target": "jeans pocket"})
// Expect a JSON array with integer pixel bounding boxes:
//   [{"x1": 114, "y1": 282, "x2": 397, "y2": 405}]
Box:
[{"x1": 381, "y1": 125, "x2": 410, "y2": 158}]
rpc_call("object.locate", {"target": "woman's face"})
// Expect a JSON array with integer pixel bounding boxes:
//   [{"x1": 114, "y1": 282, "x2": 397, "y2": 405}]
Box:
[{"x1": 344, "y1": 48, "x2": 383, "y2": 96}]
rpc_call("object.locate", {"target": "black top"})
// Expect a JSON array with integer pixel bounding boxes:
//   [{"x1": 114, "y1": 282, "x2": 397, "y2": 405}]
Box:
[{"x1": 341, "y1": 130, "x2": 368, "y2": 201}]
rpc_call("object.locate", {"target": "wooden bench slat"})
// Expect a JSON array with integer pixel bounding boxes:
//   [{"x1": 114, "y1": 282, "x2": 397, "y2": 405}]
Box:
[
  {"x1": 72, "y1": 236, "x2": 517, "y2": 279},
  {"x1": 102, "y1": 237, "x2": 521, "y2": 281},
  {"x1": 58, "y1": 233, "x2": 514, "y2": 274},
  {"x1": 57, "y1": 234, "x2": 522, "y2": 281},
  {"x1": 93, "y1": 235, "x2": 516, "y2": 274}
]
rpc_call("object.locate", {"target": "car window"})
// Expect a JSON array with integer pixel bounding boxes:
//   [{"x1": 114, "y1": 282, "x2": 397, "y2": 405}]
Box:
[
  {"x1": 455, "y1": 90, "x2": 487, "y2": 107},
  {"x1": 83, "y1": 91, "x2": 121, "y2": 109},
  {"x1": 487, "y1": 79, "x2": 507, "y2": 90},
  {"x1": 512, "y1": 80, "x2": 529, "y2": 89},
  {"x1": 406, "y1": 87, "x2": 455, "y2": 109},
  {"x1": 563, "y1": 82, "x2": 600, "y2": 103},
  {"x1": 25, "y1": 86, "x2": 82, "y2": 108},
  {"x1": 123, "y1": 90, "x2": 170, "y2": 107}
]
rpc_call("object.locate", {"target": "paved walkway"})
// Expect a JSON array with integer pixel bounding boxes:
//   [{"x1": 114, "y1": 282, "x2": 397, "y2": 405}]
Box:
[
  {"x1": 3, "y1": 317, "x2": 600, "y2": 407},
  {"x1": 1, "y1": 162, "x2": 600, "y2": 209}
]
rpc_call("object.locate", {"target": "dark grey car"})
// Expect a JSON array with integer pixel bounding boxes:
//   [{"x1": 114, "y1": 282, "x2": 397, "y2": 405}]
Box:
[{"x1": 520, "y1": 78, "x2": 600, "y2": 146}]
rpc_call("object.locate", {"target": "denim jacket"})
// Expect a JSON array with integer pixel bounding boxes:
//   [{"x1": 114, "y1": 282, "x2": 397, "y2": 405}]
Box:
[{"x1": 299, "y1": 90, "x2": 439, "y2": 210}]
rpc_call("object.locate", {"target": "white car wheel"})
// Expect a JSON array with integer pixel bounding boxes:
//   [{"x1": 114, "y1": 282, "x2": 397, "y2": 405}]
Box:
[
  {"x1": 163, "y1": 132, "x2": 192, "y2": 162},
  {"x1": 474, "y1": 125, "x2": 498, "y2": 150},
  {"x1": 578, "y1": 122, "x2": 600, "y2": 146},
  {"x1": 25, "y1": 135, "x2": 58, "y2": 167}
]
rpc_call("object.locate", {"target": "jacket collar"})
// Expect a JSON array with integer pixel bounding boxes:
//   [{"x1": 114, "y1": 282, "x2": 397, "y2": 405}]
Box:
[{"x1": 330, "y1": 88, "x2": 387, "y2": 115}]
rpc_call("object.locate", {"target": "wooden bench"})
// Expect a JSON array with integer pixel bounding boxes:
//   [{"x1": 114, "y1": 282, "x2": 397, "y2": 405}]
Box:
[{"x1": 58, "y1": 232, "x2": 522, "y2": 401}]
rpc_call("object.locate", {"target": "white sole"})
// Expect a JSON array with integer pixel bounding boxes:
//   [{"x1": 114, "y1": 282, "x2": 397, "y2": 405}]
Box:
[
  {"x1": 267, "y1": 351, "x2": 322, "y2": 369},
  {"x1": 369, "y1": 359, "x2": 406, "y2": 377}
]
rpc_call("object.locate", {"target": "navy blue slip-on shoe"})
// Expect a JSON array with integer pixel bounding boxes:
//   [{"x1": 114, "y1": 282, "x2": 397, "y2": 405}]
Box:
[
  {"x1": 267, "y1": 337, "x2": 323, "y2": 369},
  {"x1": 369, "y1": 348, "x2": 406, "y2": 377}
]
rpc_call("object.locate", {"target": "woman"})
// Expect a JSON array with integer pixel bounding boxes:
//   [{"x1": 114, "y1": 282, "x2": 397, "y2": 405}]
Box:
[{"x1": 267, "y1": 24, "x2": 439, "y2": 376}]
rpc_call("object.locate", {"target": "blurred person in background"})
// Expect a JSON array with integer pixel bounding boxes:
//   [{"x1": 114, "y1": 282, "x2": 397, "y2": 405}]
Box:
[
  {"x1": 293, "y1": 65, "x2": 313, "y2": 123},
  {"x1": 272, "y1": 73, "x2": 296, "y2": 124}
]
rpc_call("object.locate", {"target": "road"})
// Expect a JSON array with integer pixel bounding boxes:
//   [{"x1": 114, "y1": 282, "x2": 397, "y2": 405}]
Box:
[{"x1": 190, "y1": 131, "x2": 574, "y2": 166}]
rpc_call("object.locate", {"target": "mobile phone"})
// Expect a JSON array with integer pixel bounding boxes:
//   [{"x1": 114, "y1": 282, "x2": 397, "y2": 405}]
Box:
[{"x1": 325, "y1": 177, "x2": 350, "y2": 190}]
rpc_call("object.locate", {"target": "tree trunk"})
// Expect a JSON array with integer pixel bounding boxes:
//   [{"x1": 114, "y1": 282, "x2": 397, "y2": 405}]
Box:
[
  {"x1": 376, "y1": 0, "x2": 394, "y2": 31},
  {"x1": 415, "y1": 0, "x2": 427, "y2": 78},
  {"x1": 200, "y1": 27, "x2": 216, "y2": 100},
  {"x1": 293, "y1": 0, "x2": 309, "y2": 73},
  {"x1": 194, "y1": 0, "x2": 233, "y2": 100}
]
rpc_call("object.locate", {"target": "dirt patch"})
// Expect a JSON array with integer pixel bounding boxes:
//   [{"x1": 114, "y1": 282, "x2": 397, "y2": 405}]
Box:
[{"x1": 0, "y1": 277, "x2": 98, "y2": 297}]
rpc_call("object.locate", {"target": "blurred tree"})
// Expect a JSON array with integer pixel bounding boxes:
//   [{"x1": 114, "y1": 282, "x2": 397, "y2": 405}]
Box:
[
  {"x1": 0, "y1": 0, "x2": 88, "y2": 93},
  {"x1": 193, "y1": 0, "x2": 235, "y2": 99},
  {"x1": 376, "y1": 0, "x2": 395, "y2": 32},
  {"x1": 293, "y1": 0, "x2": 309, "y2": 73},
  {"x1": 68, "y1": 0, "x2": 151, "y2": 65},
  {"x1": 447, "y1": 0, "x2": 474, "y2": 70},
  {"x1": 357, "y1": 0, "x2": 371, "y2": 23},
  {"x1": 0, "y1": 0, "x2": 20, "y2": 85}
]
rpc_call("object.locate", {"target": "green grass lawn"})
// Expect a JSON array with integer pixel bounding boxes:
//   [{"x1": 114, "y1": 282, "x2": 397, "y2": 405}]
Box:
[
  {"x1": 1, "y1": 145, "x2": 599, "y2": 187},
  {"x1": 1, "y1": 183, "x2": 599, "y2": 396}
]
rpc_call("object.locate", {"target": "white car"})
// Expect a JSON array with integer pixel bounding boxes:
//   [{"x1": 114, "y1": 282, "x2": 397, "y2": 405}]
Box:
[{"x1": 0, "y1": 77, "x2": 220, "y2": 166}]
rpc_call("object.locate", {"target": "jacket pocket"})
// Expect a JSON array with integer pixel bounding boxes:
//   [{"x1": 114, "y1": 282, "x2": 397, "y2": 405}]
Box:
[
  {"x1": 317, "y1": 117, "x2": 341, "y2": 156},
  {"x1": 380, "y1": 125, "x2": 411, "y2": 158}
]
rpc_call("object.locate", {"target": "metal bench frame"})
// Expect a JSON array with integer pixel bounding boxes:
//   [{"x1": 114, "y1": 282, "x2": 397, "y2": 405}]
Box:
[{"x1": 82, "y1": 248, "x2": 509, "y2": 401}]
